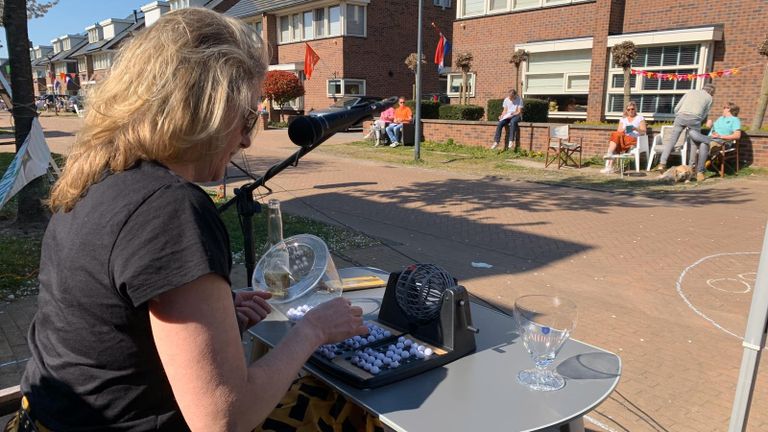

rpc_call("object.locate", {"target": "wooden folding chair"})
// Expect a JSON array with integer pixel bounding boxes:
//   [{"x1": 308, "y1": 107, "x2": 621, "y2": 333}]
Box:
[
  {"x1": 709, "y1": 139, "x2": 740, "y2": 178},
  {"x1": 545, "y1": 125, "x2": 582, "y2": 169}
]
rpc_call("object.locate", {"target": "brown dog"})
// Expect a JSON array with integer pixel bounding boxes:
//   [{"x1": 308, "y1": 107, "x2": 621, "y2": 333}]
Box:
[{"x1": 659, "y1": 165, "x2": 694, "y2": 183}]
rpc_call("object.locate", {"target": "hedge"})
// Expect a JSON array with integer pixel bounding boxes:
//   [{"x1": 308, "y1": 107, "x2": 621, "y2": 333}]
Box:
[
  {"x1": 438, "y1": 104, "x2": 484, "y2": 121},
  {"x1": 486, "y1": 98, "x2": 548, "y2": 123},
  {"x1": 522, "y1": 98, "x2": 549, "y2": 123},
  {"x1": 405, "y1": 100, "x2": 441, "y2": 119}
]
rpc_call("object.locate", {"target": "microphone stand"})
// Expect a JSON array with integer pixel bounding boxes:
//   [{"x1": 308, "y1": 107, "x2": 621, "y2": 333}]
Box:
[{"x1": 218, "y1": 134, "x2": 333, "y2": 287}]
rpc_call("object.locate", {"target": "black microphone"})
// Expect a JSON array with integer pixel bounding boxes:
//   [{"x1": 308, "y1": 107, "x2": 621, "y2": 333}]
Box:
[{"x1": 288, "y1": 96, "x2": 398, "y2": 147}]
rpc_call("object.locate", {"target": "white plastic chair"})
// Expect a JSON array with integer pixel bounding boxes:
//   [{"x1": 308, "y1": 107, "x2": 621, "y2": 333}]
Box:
[
  {"x1": 621, "y1": 135, "x2": 649, "y2": 172},
  {"x1": 647, "y1": 125, "x2": 689, "y2": 171}
]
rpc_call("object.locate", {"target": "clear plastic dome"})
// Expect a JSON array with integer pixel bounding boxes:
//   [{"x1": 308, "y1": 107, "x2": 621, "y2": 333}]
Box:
[{"x1": 252, "y1": 234, "x2": 342, "y2": 319}]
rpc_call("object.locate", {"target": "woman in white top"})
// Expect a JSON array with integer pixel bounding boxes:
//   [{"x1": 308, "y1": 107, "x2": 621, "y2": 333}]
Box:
[{"x1": 601, "y1": 101, "x2": 647, "y2": 173}]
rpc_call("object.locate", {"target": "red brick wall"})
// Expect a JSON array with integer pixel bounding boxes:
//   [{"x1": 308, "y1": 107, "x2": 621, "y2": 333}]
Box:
[
  {"x1": 263, "y1": 0, "x2": 455, "y2": 114},
  {"x1": 451, "y1": 1, "x2": 600, "y2": 115},
  {"x1": 451, "y1": 0, "x2": 768, "y2": 128},
  {"x1": 416, "y1": 119, "x2": 768, "y2": 168},
  {"x1": 621, "y1": 0, "x2": 768, "y2": 128}
]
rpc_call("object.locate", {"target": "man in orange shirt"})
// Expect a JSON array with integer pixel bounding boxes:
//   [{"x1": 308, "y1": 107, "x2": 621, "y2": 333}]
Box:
[{"x1": 385, "y1": 97, "x2": 413, "y2": 147}]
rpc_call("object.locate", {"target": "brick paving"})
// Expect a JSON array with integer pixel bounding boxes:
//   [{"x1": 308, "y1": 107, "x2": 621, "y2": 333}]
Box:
[{"x1": 2, "y1": 113, "x2": 767, "y2": 431}]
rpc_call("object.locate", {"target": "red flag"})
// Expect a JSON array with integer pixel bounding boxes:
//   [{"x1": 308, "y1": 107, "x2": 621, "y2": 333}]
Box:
[{"x1": 304, "y1": 43, "x2": 320, "y2": 80}]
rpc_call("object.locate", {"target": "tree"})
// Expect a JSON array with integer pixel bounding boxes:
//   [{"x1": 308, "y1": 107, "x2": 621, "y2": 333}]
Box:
[
  {"x1": 750, "y1": 35, "x2": 768, "y2": 132},
  {"x1": 404, "y1": 52, "x2": 425, "y2": 100},
  {"x1": 611, "y1": 41, "x2": 637, "y2": 108},
  {"x1": 261, "y1": 70, "x2": 305, "y2": 121},
  {"x1": 509, "y1": 49, "x2": 528, "y2": 95},
  {"x1": 455, "y1": 52, "x2": 473, "y2": 105},
  {"x1": 1, "y1": 0, "x2": 59, "y2": 225}
]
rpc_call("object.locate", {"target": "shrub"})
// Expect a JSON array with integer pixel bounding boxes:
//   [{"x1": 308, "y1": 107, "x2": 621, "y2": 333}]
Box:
[
  {"x1": 487, "y1": 99, "x2": 503, "y2": 122},
  {"x1": 262, "y1": 71, "x2": 305, "y2": 109},
  {"x1": 521, "y1": 98, "x2": 548, "y2": 123},
  {"x1": 405, "y1": 100, "x2": 441, "y2": 119},
  {"x1": 439, "y1": 104, "x2": 484, "y2": 121}
]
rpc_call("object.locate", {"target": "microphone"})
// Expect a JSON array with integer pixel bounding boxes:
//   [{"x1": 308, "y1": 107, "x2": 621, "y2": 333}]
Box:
[{"x1": 288, "y1": 96, "x2": 398, "y2": 147}]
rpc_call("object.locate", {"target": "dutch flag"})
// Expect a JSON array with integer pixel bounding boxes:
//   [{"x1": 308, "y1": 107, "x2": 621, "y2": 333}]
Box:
[{"x1": 434, "y1": 33, "x2": 451, "y2": 73}]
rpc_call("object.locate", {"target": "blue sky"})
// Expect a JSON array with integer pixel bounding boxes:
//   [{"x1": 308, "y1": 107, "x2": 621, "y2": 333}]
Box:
[{"x1": 1, "y1": 0, "x2": 148, "y2": 58}]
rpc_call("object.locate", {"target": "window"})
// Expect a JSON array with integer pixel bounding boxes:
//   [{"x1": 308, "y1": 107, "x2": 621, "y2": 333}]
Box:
[
  {"x1": 521, "y1": 48, "x2": 591, "y2": 116},
  {"x1": 606, "y1": 44, "x2": 704, "y2": 116},
  {"x1": 303, "y1": 12, "x2": 314, "y2": 40},
  {"x1": 346, "y1": 5, "x2": 365, "y2": 36},
  {"x1": 93, "y1": 52, "x2": 112, "y2": 70},
  {"x1": 461, "y1": 0, "x2": 484, "y2": 16},
  {"x1": 434, "y1": 0, "x2": 452, "y2": 7},
  {"x1": 55, "y1": 64, "x2": 67, "y2": 75},
  {"x1": 279, "y1": 16, "x2": 290, "y2": 42},
  {"x1": 53, "y1": 42, "x2": 60, "y2": 54},
  {"x1": 328, "y1": 6, "x2": 341, "y2": 36},
  {"x1": 489, "y1": 0, "x2": 508, "y2": 12},
  {"x1": 170, "y1": 0, "x2": 189, "y2": 10},
  {"x1": 327, "y1": 78, "x2": 366, "y2": 97},
  {"x1": 77, "y1": 57, "x2": 87, "y2": 73},
  {"x1": 277, "y1": 3, "x2": 366, "y2": 44},
  {"x1": 458, "y1": 0, "x2": 593, "y2": 18},
  {"x1": 446, "y1": 73, "x2": 475, "y2": 97},
  {"x1": 314, "y1": 9, "x2": 325, "y2": 37},
  {"x1": 291, "y1": 14, "x2": 301, "y2": 41},
  {"x1": 246, "y1": 21, "x2": 263, "y2": 40},
  {"x1": 62, "y1": 39, "x2": 71, "y2": 51},
  {"x1": 87, "y1": 28, "x2": 101, "y2": 43}
]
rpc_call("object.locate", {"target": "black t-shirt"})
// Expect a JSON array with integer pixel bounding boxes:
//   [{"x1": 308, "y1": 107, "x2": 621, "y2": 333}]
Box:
[{"x1": 22, "y1": 161, "x2": 232, "y2": 431}]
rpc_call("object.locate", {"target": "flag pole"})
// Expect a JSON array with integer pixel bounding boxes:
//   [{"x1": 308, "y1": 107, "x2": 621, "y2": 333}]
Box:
[{"x1": 414, "y1": 0, "x2": 423, "y2": 161}]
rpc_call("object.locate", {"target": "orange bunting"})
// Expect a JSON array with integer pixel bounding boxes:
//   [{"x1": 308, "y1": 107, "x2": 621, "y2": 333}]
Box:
[{"x1": 630, "y1": 67, "x2": 745, "y2": 81}]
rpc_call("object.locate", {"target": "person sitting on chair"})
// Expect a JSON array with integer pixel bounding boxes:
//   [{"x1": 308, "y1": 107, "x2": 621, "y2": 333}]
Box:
[
  {"x1": 372, "y1": 106, "x2": 395, "y2": 146},
  {"x1": 491, "y1": 89, "x2": 523, "y2": 150},
  {"x1": 386, "y1": 97, "x2": 412, "y2": 147},
  {"x1": 686, "y1": 102, "x2": 741, "y2": 182},
  {"x1": 601, "y1": 101, "x2": 646, "y2": 174}
]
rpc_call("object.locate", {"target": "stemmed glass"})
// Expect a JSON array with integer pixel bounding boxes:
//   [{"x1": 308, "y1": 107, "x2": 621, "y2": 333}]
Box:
[{"x1": 514, "y1": 295, "x2": 578, "y2": 391}]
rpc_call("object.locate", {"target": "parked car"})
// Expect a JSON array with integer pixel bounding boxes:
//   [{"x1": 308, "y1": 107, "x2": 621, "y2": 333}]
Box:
[{"x1": 310, "y1": 96, "x2": 383, "y2": 130}]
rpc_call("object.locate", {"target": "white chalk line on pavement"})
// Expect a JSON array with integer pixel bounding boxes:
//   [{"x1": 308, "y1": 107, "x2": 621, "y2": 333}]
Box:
[
  {"x1": 676, "y1": 252, "x2": 760, "y2": 339},
  {"x1": 584, "y1": 414, "x2": 621, "y2": 432}
]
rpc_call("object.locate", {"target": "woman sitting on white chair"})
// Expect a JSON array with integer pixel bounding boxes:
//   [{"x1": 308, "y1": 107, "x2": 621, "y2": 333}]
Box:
[{"x1": 601, "y1": 101, "x2": 647, "y2": 174}]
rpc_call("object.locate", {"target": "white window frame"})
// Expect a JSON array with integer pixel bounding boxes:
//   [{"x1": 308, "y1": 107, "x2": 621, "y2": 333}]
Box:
[
  {"x1": 563, "y1": 72, "x2": 589, "y2": 92},
  {"x1": 93, "y1": 52, "x2": 112, "y2": 71},
  {"x1": 77, "y1": 57, "x2": 87, "y2": 74},
  {"x1": 457, "y1": 0, "x2": 592, "y2": 19},
  {"x1": 604, "y1": 29, "x2": 718, "y2": 120},
  {"x1": 277, "y1": 2, "x2": 367, "y2": 44},
  {"x1": 326, "y1": 78, "x2": 367, "y2": 97},
  {"x1": 446, "y1": 72, "x2": 476, "y2": 97}
]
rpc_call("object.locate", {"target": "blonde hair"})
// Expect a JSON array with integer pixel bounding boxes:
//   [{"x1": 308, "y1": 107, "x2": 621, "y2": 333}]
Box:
[
  {"x1": 50, "y1": 8, "x2": 268, "y2": 212},
  {"x1": 622, "y1": 101, "x2": 638, "y2": 117}
]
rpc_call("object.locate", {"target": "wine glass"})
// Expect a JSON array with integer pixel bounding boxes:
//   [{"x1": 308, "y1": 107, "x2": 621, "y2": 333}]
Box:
[{"x1": 514, "y1": 295, "x2": 578, "y2": 391}]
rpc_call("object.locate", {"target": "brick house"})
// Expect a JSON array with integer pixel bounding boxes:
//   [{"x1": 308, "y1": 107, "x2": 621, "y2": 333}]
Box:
[
  {"x1": 29, "y1": 45, "x2": 54, "y2": 96},
  {"x1": 221, "y1": 0, "x2": 456, "y2": 115},
  {"x1": 47, "y1": 34, "x2": 87, "y2": 95},
  {"x1": 450, "y1": 0, "x2": 768, "y2": 126},
  {"x1": 71, "y1": 16, "x2": 145, "y2": 88}
]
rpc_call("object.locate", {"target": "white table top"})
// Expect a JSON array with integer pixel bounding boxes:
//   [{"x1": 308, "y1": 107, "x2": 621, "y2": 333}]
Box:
[{"x1": 249, "y1": 288, "x2": 621, "y2": 432}]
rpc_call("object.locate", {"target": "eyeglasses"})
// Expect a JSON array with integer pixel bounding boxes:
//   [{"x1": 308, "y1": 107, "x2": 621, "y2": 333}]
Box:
[
  {"x1": 398, "y1": 100, "x2": 405, "y2": 104},
  {"x1": 243, "y1": 107, "x2": 259, "y2": 135}
]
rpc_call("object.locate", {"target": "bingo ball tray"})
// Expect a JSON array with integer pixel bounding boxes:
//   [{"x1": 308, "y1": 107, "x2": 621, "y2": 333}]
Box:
[{"x1": 307, "y1": 319, "x2": 461, "y2": 389}]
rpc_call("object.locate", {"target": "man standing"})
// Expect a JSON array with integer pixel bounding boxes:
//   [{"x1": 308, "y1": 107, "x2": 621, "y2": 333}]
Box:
[
  {"x1": 386, "y1": 97, "x2": 413, "y2": 148},
  {"x1": 491, "y1": 89, "x2": 523, "y2": 150},
  {"x1": 686, "y1": 102, "x2": 741, "y2": 182},
  {"x1": 656, "y1": 83, "x2": 715, "y2": 171}
]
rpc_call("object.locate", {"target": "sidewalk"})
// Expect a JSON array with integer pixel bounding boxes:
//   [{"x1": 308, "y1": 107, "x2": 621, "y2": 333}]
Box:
[{"x1": 2, "y1": 115, "x2": 768, "y2": 431}]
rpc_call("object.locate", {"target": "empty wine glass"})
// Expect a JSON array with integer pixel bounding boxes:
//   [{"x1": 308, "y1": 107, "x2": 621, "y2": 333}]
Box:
[{"x1": 514, "y1": 295, "x2": 578, "y2": 391}]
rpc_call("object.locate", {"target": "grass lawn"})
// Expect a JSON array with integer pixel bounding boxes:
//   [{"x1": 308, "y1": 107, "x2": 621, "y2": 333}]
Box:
[
  {"x1": 316, "y1": 138, "x2": 768, "y2": 195},
  {"x1": 0, "y1": 152, "x2": 378, "y2": 300}
]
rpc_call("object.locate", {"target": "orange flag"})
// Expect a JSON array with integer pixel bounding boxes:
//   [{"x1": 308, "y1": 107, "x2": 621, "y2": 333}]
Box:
[{"x1": 304, "y1": 43, "x2": 320, "y2": 80}]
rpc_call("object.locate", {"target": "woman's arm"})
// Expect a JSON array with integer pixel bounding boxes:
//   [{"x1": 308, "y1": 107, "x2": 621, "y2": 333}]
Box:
[
  {"x1": 638, "y1": 119, "x2": 647, "y2": 135},
  {"x1": 149, "y1": 273, "x2": 367, "y2": 431},
  {"x1": 616, "y1": 118, "x2": 625, "y2": 133}
]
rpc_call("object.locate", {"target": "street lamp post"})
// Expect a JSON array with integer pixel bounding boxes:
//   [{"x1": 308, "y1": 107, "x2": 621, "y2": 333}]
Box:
[{"x1": 414, "y1": 0, "x2": 423, "y2": 161}]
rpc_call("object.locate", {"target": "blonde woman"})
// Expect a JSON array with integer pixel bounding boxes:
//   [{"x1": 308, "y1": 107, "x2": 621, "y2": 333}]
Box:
[
  {"x1": 601, "y1": 101, "x2": 646, "y2": 173},
  {"x1": 12, "y1": 9, "x2": 366, "y2": 432}
]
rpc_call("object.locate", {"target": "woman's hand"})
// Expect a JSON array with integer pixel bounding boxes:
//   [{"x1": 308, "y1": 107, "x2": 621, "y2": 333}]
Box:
[
  {"x1": 234, "y1": 290, "x2": 272, "y2": 330},
  {"x1": 299, "y1": 297, "x2": 368, "y2": 346}
]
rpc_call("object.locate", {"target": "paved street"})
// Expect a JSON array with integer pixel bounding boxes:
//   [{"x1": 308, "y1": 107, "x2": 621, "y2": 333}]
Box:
[{"x1": 2, "y1": 113, "x2": 767, "y2": 431}]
